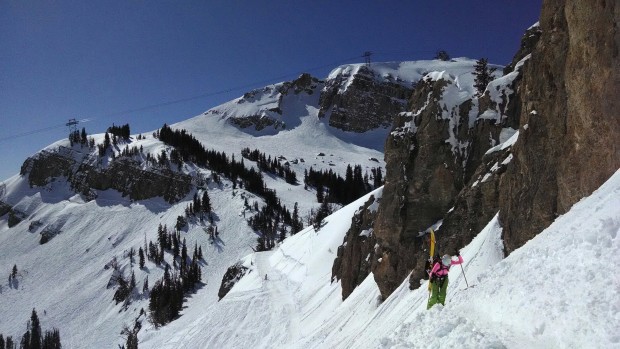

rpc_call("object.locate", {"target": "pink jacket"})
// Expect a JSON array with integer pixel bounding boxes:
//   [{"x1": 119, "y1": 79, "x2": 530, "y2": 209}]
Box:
[{"x1": 429, "y1": 255, "x2": 463, "y2": 278}]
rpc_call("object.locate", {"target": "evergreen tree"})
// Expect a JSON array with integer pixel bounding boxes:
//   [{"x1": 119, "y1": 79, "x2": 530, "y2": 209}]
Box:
[
  {"x1": 143, "y1": 276, "x2": 149, "y2": 294},
  {"x1": 292, "y1": 203, "x2": 302, "y2": 234},
  {"x1": 29, "y1": 309, "x2": 41, "y2": 349},
  {"x1": 148, "y1": 242, "x2": 158, "y2": 263},
  {"x1": 20, "y1": 331, "x2": 29, "y2": 349},
  {"x1": 473, "y1": 58, "x2": 497, "y2": 96},
  {"x1": 41, "y1": 329, "x2": 61, "y2": 349},
  {"x1": 104, "y1": 132, "x2": 111, "y2": 150},
  {"x1": 80, "y1": 127, "x2": 87, "y2": 145},
  {"x1": 1, "y1": 334, "x2": 5, "y2": 349},
  {"x1": 121, "y1": 325, "x2": 138, "y2": 349},
  {"x1": 157, "y1": 224, "x2": 165, "y2": 251},
  {"x1": 172, "y1": 233, "x2": 180, "y2": 258},
  {"x1": 314, "y1": 200, "x2": 331, "y2": 230},
  {"x1": 130, "y1": 271, "x2": 137, "y2": 292},
  {"x1": 128, "y1": 247, "x2": 135, "y2": 267},
  {"x1": 372, "y1": 167, "x2": 383, "y2": 188},
  {"x1": 138, "y1": 247, "x2": 145, "y2": 269},
  {"x1": 192, "y1": 193, "x2": 201, "y2": 216},
  {"x1": 11, "y1": 265, "x2": 17, "y2": 279},
  {"x1": 316, "y1": 185, "x2": 324, "y2": 203},
  {"x1": 113, "y1": 273, "x2": 131, "y2": 304},
  {"x1": 201, "y1": 191, "x2": 211, "y2": 214},
  {"x1": 181, "y1": 238, "x2": 188, "y2": 265},
  {"x1": 175, "y1": 216, "x2": 186, "y2": 232}
]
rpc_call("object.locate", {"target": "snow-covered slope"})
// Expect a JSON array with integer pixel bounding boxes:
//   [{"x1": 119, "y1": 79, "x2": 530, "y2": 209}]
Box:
[
  {"x1": 0, "y1": 169, "x2": 258, "y2": 347},
  {"x1": 0, "y1": 109, "x2": 382, "y2": 347},
  {"x1": 0, "y1": 60, "x2": 400, "y2": 347},
  {"x1": 160, "y1": 170, "x2": 620, "y2": 348}
]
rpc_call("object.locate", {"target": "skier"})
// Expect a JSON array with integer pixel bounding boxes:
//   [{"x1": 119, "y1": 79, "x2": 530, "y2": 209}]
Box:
[{"x1": 427, "y1": 251, "x2": 463, "y2": 309}]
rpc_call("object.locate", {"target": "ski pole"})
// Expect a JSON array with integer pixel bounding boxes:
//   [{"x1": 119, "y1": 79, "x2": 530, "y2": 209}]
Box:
[{"x1": 459, "y1": 263, "x2": 469, "y2": 288}]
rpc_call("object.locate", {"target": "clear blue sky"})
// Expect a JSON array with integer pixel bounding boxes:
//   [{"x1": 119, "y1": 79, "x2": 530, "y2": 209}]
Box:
[{"x1": 0, "y1": 1, "x2": 541, "y2": 181}]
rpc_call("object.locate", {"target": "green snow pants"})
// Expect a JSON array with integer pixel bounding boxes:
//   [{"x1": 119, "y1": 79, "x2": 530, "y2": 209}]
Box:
[{"x1": 427, "y1": 277, "x2": 449, "y2": 309}]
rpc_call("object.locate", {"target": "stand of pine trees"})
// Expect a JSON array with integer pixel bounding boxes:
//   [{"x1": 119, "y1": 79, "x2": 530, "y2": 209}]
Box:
[
  {"x1": 68, "y1": 127, "x2": 91, "y2": 147},
  {"x1": 148, "y1": 251, "x2": 201, "y2": 327},
  {"x1": 113, "y1": 270, "x2": 137, "y2": 305},
  {"x1": 304, "y1": 164, "x2": 379, "y2": 205},
  {"x1": 157, "y1": 124, "x2": 274, "y2": 197},
  {"x1": 185, "y1": 191, "x2": 212, "y2": 220},
  {"x1": 157, "y1": 124, "x2": 298, "y2": 250},
  {"x1": 107, "y1": 123, "x2": 131, "y2": 140},
  {"x1": 142, "y1": 223, "x2": 204, "y2": 327},
  {"x1": 0, "y1": 309, "x2": 61, "y2": 349},
  {"x1": 241, "y1": 147, "x2": 297, "y2": 184}
]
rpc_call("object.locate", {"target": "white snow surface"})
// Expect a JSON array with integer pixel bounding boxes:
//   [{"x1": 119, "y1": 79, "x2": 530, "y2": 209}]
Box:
[
  {"x1": 327, "y1": 58, "x2": 481, "y2": 94},
  {"x1": 0, "y1": 105, "x2": 385, "y2": 347},
  {"x1": 140, "y1": 170, "x2": 620, "y2": 348},
  {"x1": 485, "y1": 128, "x2": 519, "y2": 155}
]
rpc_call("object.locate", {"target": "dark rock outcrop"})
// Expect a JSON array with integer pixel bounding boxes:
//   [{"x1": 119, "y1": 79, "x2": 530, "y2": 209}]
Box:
[
  {"x1": 362, "y1": 28, "x2": 539, "y2": 300},
  {"x1": 21, "y1": 150, "x2": 192, "y2": 204},
  {"x1": 21, "y1": 150, "x2": 75, "y2": 187},
  {"x1": 7, "y1": 209, "x2": 26, "y2": 228},
  {"x1": 408, "y1": 145, "x2": 512, "y2": 289},
  {"x1": 356, "y1": 0, "x2": 618, "y2": 301},
  {"x1": 72, "y1": 159, "x2": 192, "y2": 203},
  {"x1": 0, "y1": 200, "x2": 11, "y2": 217},
  {"x1": 331, "y1": 194, "x2": 379, "y2": 299},
  {"x1": 319, "y1": 65, "x2": 412, "y2": 132},
  {"x1": 499, "y1": 0, "x2": 620, "y2": 254},
  {"x1": 218, "y1": 262, "x2": 249, "y2": 300},
  {"x1": 40, "y1": 226, "x2": 61, "y2": 244},
  {"x1": 229, "y1": 114, "x2": 283, "y2": 131},
  {"x1": 503, "y1": 24, "x2": 542, "y2": 75},
  {"x1": 370, "y1": 70, "x2": 524, "y2": 299}
]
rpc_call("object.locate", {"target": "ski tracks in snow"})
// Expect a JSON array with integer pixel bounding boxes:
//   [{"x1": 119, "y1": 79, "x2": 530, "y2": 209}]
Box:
[{"x1": 255, "y1": 251, "x2": 302, "y2": 348}]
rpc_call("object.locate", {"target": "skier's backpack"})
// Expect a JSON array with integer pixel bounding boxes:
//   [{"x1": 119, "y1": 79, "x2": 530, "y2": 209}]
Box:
[{"x1": 424, "y1": 255, "x2": 441, "y2": 280}]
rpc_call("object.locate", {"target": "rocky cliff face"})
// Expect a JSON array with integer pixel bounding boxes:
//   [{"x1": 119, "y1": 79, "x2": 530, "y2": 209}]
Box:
[
  {"x1": 319, "y1": 65, "x2": 413, "y2": 132},
  {"x1": 499, "y1": 0, "x2": 620, "y2": 254},
  {"x1": 370, "y1": 73, "x2": 523, "y2": 299},
  {"x1": 218, "y1": 262, "x2": 249, "y2": 300},
  {"x1": 336, "y1": 0, "x2": 619, "y2": 301},
  {"x1": 334, "y1": 28, "x2": 539, "y2": 300},
  {"x1": 331, "y1": 194, "x2": 380, "y2": 299},
  {"x1": 21, "y1": 149, "x2": 192, "y2": 203}
]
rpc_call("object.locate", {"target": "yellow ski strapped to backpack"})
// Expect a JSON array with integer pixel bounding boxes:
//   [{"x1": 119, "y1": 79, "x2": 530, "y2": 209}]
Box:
[{"x1": 428, "y1": 228, "x2": 436, "y2": 291}]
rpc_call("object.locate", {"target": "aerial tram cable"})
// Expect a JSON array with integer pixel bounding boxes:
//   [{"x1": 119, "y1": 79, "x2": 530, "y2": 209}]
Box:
[{"x1": 0, "y1": 51, "x2": 438, "y2": 143}]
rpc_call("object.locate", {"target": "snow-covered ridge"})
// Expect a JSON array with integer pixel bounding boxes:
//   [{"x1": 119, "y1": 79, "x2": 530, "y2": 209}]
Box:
[
  {"x1": 202, "y1": 74, "x2": 323, "y2": 135},
  {"x1": 327, "y1": 58, "x2": 482, "y2": 94}
]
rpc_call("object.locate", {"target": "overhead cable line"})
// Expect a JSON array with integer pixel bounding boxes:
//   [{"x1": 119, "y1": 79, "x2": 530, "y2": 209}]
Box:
[
  {"x1": 0, "y1": 55, "x2": 362, "y2": 143},
  {"x1": 0, "y1": 118, "x2": 93, "y2": 143},
  {"x1": 2, "y1": 50, "x2": 444, "y2": 144}
]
